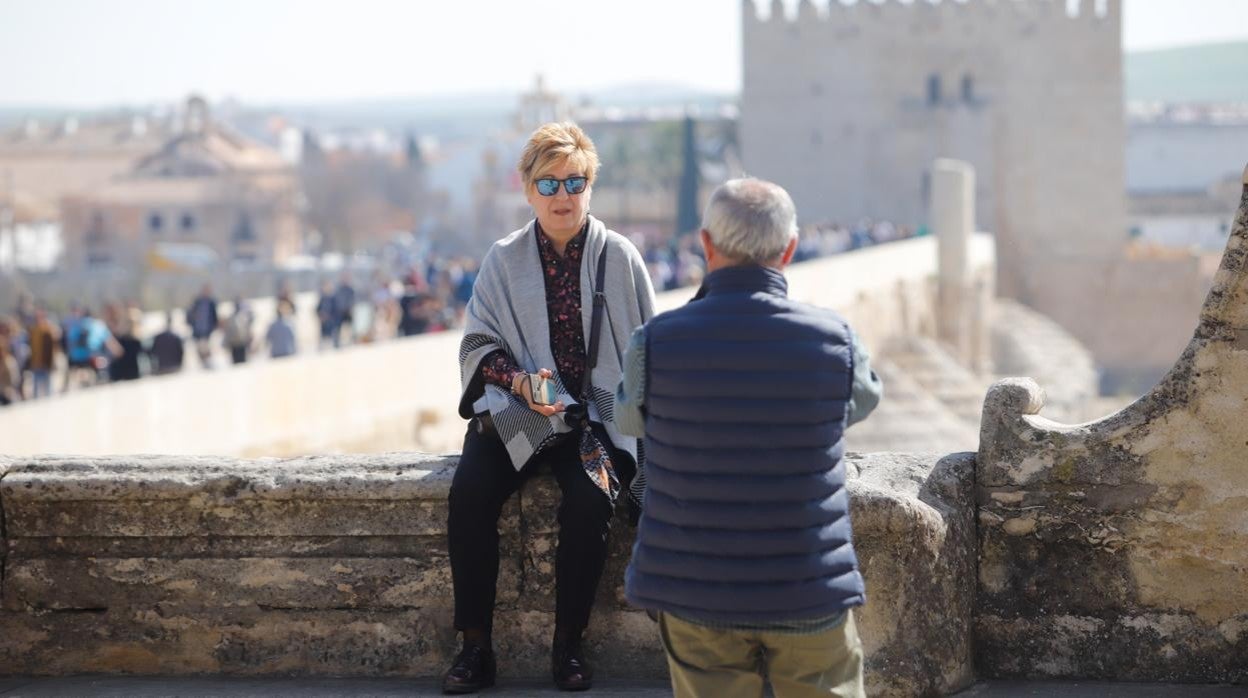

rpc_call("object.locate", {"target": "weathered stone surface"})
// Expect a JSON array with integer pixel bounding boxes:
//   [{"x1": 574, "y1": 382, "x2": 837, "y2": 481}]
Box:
[
  {"x1": 2, "y1": 454, "x2": 462, "y2": 539},
  {"x1": 2, "y1": 552, "x2": 490, "y2": 612},
  {"x1": 974, "y1": 181, "x2": 1248, "y2": 683},
  {"x1": 0, "y1": 607, "x2": 664, "y2": 679},
  {"x1": 849, "y1": 452, "x2": 977, "y2": 698},
  {"x1": 514, "y1": 452, "x2": 979, "y2": 696},
  {"x1": 0, "y1": 450, "x2": 975, "y2": 696}
]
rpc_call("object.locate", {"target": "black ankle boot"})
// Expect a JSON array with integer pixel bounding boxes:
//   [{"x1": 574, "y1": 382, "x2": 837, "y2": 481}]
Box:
[
  {"x1": 552, "y1": 635, "x2": 593, "y2": 691},
  {"x1": 442, "y1": 641, "x2": 496, "y2": 694}
]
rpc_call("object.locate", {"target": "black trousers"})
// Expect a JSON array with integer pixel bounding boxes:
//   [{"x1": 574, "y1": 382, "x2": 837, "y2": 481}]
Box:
[{"x1": 447, "y1": 420, "x2": 634, "y2": 639}]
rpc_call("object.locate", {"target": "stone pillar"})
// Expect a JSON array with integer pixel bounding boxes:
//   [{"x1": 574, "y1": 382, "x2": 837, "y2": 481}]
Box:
[{"x1": 932, "y1": 158, "x2": 976, "y2": 367}]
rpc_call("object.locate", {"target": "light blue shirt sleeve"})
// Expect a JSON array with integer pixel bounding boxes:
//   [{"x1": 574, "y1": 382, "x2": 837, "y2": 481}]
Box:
[
  {"x1": 614, "y1": 325, "x2": 648, "y2": 438},
  {"x1": 845, "y1": 327, "x2": 883, "y2": 427}
]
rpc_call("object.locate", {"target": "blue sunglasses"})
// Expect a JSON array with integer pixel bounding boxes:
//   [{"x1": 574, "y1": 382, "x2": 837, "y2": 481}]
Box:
[{"x1": 534, "y1": 176, "x2": 588, "y2": 196}]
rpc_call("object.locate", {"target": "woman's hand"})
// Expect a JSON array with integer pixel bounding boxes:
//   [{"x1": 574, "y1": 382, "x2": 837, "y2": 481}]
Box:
[{"x1": 512, "y1": 368, "x2": 565, "y2": 417}]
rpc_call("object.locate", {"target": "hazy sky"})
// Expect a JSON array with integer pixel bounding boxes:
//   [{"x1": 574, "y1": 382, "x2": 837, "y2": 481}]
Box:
[{"x1": 1, "y1": 0, "x2": 1245, "y2": 107}]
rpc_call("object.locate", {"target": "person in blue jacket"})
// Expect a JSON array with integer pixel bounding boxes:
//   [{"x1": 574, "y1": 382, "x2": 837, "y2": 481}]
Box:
[{"x1": 616, "y1": 177, "x2": 882, "y2": 698}]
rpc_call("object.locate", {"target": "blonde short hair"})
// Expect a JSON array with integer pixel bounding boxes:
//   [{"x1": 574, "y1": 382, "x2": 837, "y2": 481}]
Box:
[{"x1": 517, "y1": 122, "x2": 600, "y2": 188}]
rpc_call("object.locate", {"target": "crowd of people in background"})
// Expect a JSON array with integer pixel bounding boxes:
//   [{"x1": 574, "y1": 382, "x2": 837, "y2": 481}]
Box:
[
  {"x1": 0, "y1": 254, "x2": 480, "y2": 406},
  {"x1": 0, "y1": 221, "x2": 910, "y2": 408},
  {"x1": 793, "y1": 218, "x2": 923, "y2": 262},
  {"x1": 634, "y1": 217, "x2": 918, "y2": 292}
]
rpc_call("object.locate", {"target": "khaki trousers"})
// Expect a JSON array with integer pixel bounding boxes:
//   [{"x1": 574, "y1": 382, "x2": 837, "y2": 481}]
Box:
[{"x1": 659, "y1": 610, "x2": 865, "y2": 698}]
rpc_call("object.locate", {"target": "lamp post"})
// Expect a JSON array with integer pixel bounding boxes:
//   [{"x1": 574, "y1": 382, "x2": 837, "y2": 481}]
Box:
[{"x1": 1, "y1": 171, "x2": 15, "y2": 275}]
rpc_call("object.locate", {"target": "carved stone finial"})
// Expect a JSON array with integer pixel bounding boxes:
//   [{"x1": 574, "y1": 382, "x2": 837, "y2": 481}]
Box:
[{"x1": 984, "y1": 377, "x2": 1046, "y2": 418}]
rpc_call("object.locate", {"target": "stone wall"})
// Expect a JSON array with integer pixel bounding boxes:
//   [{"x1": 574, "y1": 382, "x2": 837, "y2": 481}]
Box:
[
  {"x1": 1016, "y1": 253, "x2": 1214, "y2": 396},
  {"x1": 4, "y1": 176, "x2": 1247, "y2": 693},
  {"x1": 742, "y1": 0, "x2": 1126, "y2": 317},
  {"x1": 0, "y1": 234, "x2": 995, "y2": 458},
  {"x1": 0, "y1": 451, "x2": 976, "y2": 697},
  {"x1": 990, "y1": 299, "x2": 1100, "y2": 423},
  {"x1": 974, "y1": 169, "x2": 1248, "y2": 682}
]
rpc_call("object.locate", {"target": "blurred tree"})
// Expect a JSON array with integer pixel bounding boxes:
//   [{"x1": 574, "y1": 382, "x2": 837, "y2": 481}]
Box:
[{"x1": 675, "y1": 115, "x2": 700, "y2": 236}]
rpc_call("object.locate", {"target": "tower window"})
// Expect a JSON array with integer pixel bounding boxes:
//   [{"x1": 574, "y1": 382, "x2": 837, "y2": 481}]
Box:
[
  {"x1": 181, "y1": 213, "x2": 196, "y2": 232},
  {"x1": 232, "y1": 212, "x2": 256, "y2": 242},
  {"x1": 961, "y1": 74, "x2": 975, "y2": 103},
  {"x1": 86, "y1": 212, "x2": 106, "y2": 243},
  {"x1": 149, "y1": 212, "x2": 163, "y2": 232},
  {"x1": 927, "y1": 74, "x2": 942, "y2": 106}
]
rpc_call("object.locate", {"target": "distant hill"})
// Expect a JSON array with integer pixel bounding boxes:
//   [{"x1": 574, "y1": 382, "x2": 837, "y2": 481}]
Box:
[
  {"x1": 269, "y1": 83, "x2": 733, "y2": 135},
  {"x1": 1125, "y1": 41, "x2": 1248, "y2": 103},
  {"x1": 0, "y1": 83, "x2": 734, "y2": 138}
]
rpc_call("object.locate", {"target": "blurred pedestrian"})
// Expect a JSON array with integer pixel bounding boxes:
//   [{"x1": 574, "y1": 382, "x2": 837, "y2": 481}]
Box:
[
  {"x1": 187, "y1": 284, "x2": 219, "y2": 369},
  {"x1": 333, "y1": 273, "x2": 356, "y2": 347},
  {"x1": 149, "y1": 312, "x2": 185, "y2": 376},
  {"x1": 265, "y1": 300, "x2": 298, "y2": 359},
  {"x1": 224, "y1": 297, "x2": 255, "y2": 364},
  {"x1": 0, "y1": 319, "x2": 22, "y2": 406},
  {"x1": 316, "y1": 280, "x2": 338, "y2": 351},
  {"x1": 25, "y1": 308, "x2": 59, "y2": 399},
  {"x1": 108, "y1": 310, "x2": 144, "y2": 382}
]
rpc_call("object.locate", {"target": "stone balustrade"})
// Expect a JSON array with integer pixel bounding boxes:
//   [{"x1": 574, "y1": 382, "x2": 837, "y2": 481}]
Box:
[
  {"x1": 974, "y1": 165, "x2": 1248, "y2": 682},
  {"x1": 3, "y1": 169, "x2": 1246, "y2": 694},
  {"x1": 0, "y1": 450, "x2": 976, "y2": 697},
  {"x1": 0, "y1": 233, "x2": 995, "y2": 459}
]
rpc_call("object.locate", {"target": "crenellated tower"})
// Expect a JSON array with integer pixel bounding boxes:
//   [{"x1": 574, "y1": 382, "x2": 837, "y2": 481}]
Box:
[{"x1": 742, "y1": 0, "x2": 1126, "y2": 323}]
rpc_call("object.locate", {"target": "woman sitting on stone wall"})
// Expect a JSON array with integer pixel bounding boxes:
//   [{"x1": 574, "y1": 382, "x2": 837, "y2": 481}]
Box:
[{"x1": 447, "y1": 121, "x2": 656, "y2": 693}]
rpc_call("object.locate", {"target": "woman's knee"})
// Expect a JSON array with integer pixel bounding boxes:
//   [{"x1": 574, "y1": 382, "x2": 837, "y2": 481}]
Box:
[
  {"x1": 449, "y1": 442, "x2": 515, "y2": 516},
  {"x1": 557, "y1": 486, "x2": 613, "y2": 532}
]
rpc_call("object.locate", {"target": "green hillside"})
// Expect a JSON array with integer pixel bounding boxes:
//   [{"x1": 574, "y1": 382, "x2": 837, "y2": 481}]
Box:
[{"x1": 1125, "y1": 41, "x2": 1248, "y2": 103}]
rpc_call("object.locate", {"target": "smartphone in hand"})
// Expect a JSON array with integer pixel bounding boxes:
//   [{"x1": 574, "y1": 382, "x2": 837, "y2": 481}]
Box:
[{"x1": 528, "y1": 373, "x2": 557, "y2": 405}]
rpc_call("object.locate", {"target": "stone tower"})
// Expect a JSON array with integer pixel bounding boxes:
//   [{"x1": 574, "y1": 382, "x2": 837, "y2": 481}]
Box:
[{"x1": 741, "y1": 0, "x2": 1127, "y2": 329}]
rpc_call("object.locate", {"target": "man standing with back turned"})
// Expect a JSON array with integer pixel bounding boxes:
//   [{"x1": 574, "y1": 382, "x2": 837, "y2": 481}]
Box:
[{"x1": 617, "y1": 178, "x2": 882, "y2": 698}]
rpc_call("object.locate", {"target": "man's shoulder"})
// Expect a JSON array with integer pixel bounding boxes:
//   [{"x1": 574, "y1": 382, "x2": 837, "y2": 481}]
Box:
[
  {"x1": 646, "y1": 300, "x2": 698, "y2": 328},
  {"x1": 784, "y1": 296, "x2": 852, "y2": 327},
  {"x1": 654, "y1": 292, "x2": 854, "y2": 338}
]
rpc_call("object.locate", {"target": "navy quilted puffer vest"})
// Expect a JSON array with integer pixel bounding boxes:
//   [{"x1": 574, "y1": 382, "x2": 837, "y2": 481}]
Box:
[{"x1": 624, "y1": 264, "x2": 865, "y2": 623}]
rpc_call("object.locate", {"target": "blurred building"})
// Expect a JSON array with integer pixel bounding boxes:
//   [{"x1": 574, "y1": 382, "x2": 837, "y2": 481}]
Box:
[
  {"x1": 0, "y1": 113, "x2": 174, "y2": 272},
  {"x1": 578, "y1": 107, "x2": 740, "y2": 245},
  {"x1": 514, "y1": 74, "x2": 571, "y2": 135},
  {"x1": 465, "y1": 75, "x2": 741, "y2": 254},
  {"x1": 739, "y1": 0, "x2": 1218, "y2": 392},
  {"x1": 471, "y1": 144, "x2": 529, "y2": 251},
  {"x1": 1126, "y1": 103, "x2": 1248, "y2": 251},
  {"x1": 0, "y1": 114, "x2": 172, "y2": 225},
  {"x1": 741, "y1": 0, "x2": 1126, "y2": 338},
  {"x1": 59, "y1": 96, "x2": 302, "y2": 272},
  {"x1": 298, "y1": 129, "x2": 434, "y2": 254}
]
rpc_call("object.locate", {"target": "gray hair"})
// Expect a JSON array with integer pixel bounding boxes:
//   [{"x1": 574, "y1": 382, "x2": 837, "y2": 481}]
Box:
[{"x1": 701, "y1": 178, "x2": 798, "y2": 264}]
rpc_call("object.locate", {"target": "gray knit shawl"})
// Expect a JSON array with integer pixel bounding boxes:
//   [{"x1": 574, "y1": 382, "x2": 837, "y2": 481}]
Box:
[{"x1": 458, "y1": 215, "x2": 656, "y2": 470}]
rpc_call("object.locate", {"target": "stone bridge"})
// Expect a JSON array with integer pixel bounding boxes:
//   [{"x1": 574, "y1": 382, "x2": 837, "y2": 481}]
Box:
[
  {"x1": 1, "y1": 166, "x2": 1245, "y2": 695},
  {"x1": 0, "y1": 230, "x2": 997, "y2": 458}
]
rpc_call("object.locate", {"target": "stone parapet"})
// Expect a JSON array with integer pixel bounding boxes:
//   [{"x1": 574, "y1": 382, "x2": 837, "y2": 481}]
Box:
[
  {"x1": 975, "y1": 176, "x2": 1248, "y2": 682},
  {"x1": 0, "y1": 234, "x2": 996, "y2": 460},
  {"x1": 0, "y1": 451, "x2": 976, "y2": 697}
]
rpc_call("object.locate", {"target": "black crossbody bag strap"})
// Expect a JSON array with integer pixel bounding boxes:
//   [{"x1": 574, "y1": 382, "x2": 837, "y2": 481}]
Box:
[{"x1": 585, "y1": 243, "x2": 609, "y2": 375}]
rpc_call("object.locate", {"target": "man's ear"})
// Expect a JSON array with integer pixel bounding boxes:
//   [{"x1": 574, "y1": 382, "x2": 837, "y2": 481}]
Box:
[
  {"x1": 699, "y1": 229, "x2": 716, "y2": 265},
  {"x1": 777, "y1": 236, "x2": 798, "y2": 268}
]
